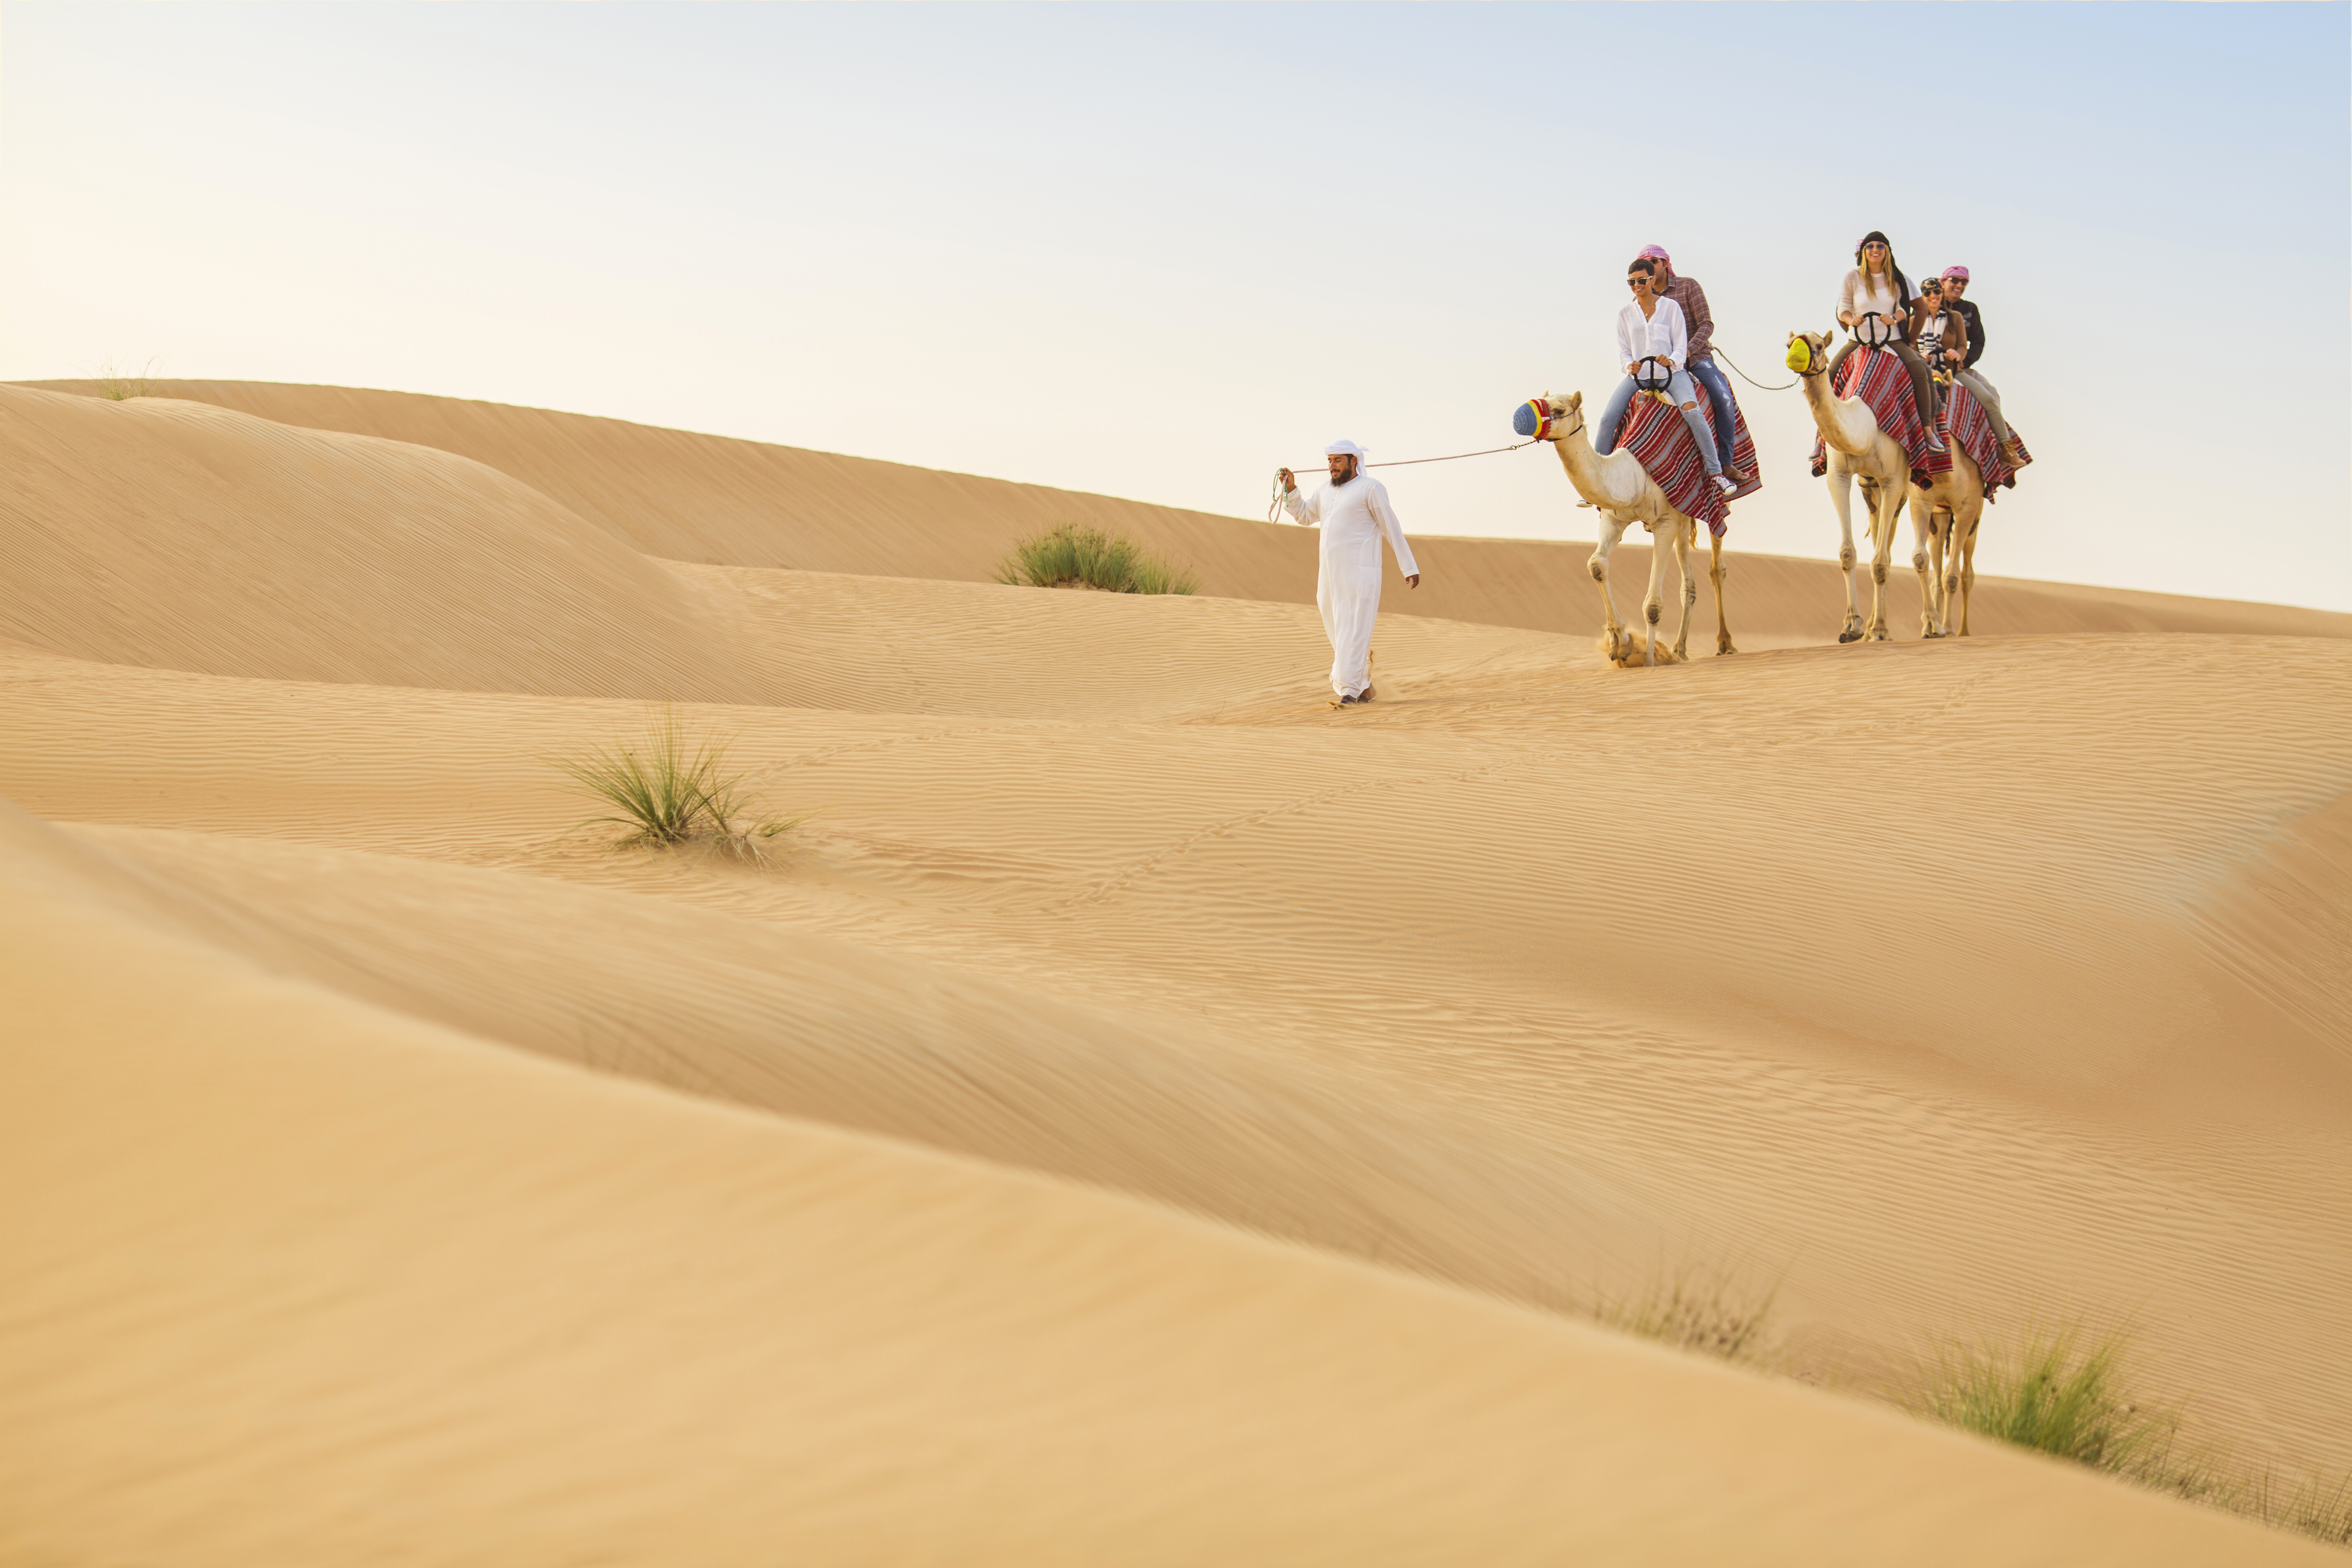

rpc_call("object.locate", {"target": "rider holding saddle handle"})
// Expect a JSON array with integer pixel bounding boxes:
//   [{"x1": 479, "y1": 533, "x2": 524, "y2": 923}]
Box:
[
  {"x1": 1596, "y1": 256, "x2": 1739, "y2": 498},
  {"x1": 1829, "y1": 230, "x2": 1944, "y2": 450}
]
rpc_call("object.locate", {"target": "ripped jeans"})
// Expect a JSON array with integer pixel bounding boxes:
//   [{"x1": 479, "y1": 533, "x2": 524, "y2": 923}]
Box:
[{"x1": 1594, "y1": 367, "x2": 1722, "y2": 476}]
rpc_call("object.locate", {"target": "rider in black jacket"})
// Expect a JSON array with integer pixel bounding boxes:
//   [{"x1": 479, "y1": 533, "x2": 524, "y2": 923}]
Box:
[{"x1": 1938, "y1": 267, "x2": 2020, "y2": 462}]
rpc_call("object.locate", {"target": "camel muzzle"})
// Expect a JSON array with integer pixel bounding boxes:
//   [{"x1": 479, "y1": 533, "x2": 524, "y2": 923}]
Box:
[{"x1": 1512, "y1": 397, "x2": 1578, "y2": 441}]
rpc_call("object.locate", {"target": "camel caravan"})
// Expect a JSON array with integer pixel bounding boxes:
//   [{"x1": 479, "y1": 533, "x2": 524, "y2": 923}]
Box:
[{"x1": 1512, "y1": 233, "x2": 2031, "y2": 667}]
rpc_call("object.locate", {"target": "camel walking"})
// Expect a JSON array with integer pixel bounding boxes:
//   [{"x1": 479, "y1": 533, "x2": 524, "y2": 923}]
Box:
[
  {"x1": 1520, "y1": 391, "x2": 1733, "y2": 667},
  {"x1": 1790, "y1": 331, "x2": 1939, "y2": 642}
]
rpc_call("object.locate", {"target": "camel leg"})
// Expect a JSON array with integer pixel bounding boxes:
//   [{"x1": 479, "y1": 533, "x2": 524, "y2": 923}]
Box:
[
  {"x1": 1826, "y1": 459, "x2": 1866, "y2": 642},
  {"x1": 1588, "y1": 516, "x2": 1630, "y2": 662},
  {"x1": 1708, "y1": 530, "x2": 1737, "y2": 655},
  {"x1": 1671, "y1": 520, "x2": 1697, "y2": 662},
  {"x1": 1925, "y1": 505, "x2": 1950, "y2": 635},
  {"x1": 1641, "y1": 523, "x2": 1673, "y2": 667},
  {"x1": 1912, "y1": 494, "x2": 1947, "y2": 639},
  {"x1": 1951, "y1": 498, "x2": 1982, "y2": 637},
  {"x1": 1864, "y1": 477, "x2": 1901, "y2": 641}
]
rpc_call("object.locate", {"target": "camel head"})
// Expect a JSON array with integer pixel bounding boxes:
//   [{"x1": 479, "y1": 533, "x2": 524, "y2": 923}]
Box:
[
  {"x1": 1512, "y1": 391, "x2": 1586, "y2": 442},
  {"x1": 1786, "y1": 332, "x2": 1834, "y2": 377}
]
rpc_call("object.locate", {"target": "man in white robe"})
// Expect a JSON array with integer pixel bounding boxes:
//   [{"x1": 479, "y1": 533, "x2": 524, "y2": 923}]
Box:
[{"x1": 1276, "y1": 440, "x2": 1421, "y2": 704}]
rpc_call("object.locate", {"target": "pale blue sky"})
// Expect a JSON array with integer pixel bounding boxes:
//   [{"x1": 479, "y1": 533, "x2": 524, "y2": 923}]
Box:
[{"x1": 5, "y1": 3, "x2": 2346, "y2": 608}]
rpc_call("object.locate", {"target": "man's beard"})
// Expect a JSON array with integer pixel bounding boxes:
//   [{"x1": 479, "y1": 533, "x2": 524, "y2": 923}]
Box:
[{"x1": 1329, "y1": 460, "x2": 1356, "y2": 485}]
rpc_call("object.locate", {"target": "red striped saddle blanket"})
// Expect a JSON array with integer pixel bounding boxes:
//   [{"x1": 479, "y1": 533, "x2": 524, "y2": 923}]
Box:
[
  {"x1": 1609, "y1": 383, "x2": 1761, "y2": 539},
  {"x1": 1806, "y1": 345, "x2": 1936, "y2": 478},
  {"x1": 1915, "y1": 381, "x2": 2033, "y2": 497}
]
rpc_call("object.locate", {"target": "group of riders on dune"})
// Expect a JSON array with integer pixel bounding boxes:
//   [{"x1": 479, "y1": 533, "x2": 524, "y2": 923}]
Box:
[{"x1": 1599, "y1": 230, "x2": 2028, "y2": 498}]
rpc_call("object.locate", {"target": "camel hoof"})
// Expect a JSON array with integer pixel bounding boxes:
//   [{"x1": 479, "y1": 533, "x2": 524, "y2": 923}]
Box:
[
  {"x1": 1837, "y1": 630, "x2": 1864, "y2": 644},
  {"x1": 1869, "y1": 627, "x2": 1891, "y2": 642},
  {"x1": 1923, "y1": 628, "x2": 1950, "y2": 640},
  {"x1": 1718, "y1": 642, "x2": 1740, "y2": 656}
]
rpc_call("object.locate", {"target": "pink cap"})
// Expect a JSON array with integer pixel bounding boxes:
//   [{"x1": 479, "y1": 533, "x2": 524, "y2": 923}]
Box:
[
  {"x1": 1942, "y1": 265, "x2": 1969, "y2": 281},
  {"x1": 1638, "y1": 244, "x2": 1670, "y2": 262}
]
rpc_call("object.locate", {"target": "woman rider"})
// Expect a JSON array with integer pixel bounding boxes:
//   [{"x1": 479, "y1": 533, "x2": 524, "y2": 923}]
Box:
[
  {"x1": 1830, "y1": 230, "x2": 1942, "y2": 448},
  {"x1": 1908, "y1": 273, "x2": 1967, "y2": 387},
  {"x1": 1595, "y1": 257, "x2": 1737, "y2": 497}
]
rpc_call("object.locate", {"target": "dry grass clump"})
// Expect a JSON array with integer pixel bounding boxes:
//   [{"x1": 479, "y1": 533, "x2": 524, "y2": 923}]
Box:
[
  {"x1": 554, "y1": 710, "x2": 802, "y2": 862},
  {"x1": 2246, "y1": 1470, "x2": 2352, "y2": 1547},
  {"x1": 93, "y1": 357, "x2": 166, "y2": 401},
  {"x1": 1590, "y1": 1268, "x2": 1775, "y2": 1364},
  {"x1": 999, "y1": 523, "x2": 1198, "y2": 595}
]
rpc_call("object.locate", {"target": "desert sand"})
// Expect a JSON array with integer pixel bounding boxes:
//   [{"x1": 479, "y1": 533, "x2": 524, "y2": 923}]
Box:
[{"x1": 3, "y1": 382, "x2": 2348, "y2": 1564}]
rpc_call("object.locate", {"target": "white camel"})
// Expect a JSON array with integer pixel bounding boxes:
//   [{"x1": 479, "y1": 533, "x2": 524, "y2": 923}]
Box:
[
  {"x1": 1789, "y1": 331, "x2": 1940, "y2": 642},
  {"x1": 1523, "y1": 390, "x2": 1734, "y2": 668}
]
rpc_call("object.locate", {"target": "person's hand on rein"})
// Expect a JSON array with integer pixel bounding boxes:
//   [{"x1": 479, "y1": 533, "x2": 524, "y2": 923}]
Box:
[{"x1": 1277, "y1": 467, "x2": 1295, "y2": 493}]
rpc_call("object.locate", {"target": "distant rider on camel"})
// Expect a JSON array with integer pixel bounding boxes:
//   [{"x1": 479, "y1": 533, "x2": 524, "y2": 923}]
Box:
[{"x1": 1936, "y1": 266, "x2": 2025, "y2": 468}]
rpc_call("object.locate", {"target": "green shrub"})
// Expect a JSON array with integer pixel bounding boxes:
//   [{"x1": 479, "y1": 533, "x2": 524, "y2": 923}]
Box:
[
  {"x1": 554, "y1": 710, "x2": 801, "y2": 862},
  {"x1": 998, "y1": 523, "x2": 1198, "y2": 595},
  {"x1": 1911, "y1": 1325, "x2": 2179, "y2": 1474}
]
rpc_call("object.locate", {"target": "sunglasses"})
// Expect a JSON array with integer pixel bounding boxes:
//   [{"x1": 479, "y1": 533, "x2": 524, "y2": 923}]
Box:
[
  {"x1": 1863, "y1": 242, "x2": 1888, "y2": 251},
  {"x1": 1627, "y1": 276, "x2": 1651, "y2": 287}
]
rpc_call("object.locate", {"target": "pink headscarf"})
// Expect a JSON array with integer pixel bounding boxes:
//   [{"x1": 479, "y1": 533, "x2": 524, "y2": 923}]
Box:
[
  {"x1": 1942, "y1": 265, "x2": 1970, "y2": 281},
  {"x1": 1638, "y1": 244, "x2": 1671, "y2": 264}
]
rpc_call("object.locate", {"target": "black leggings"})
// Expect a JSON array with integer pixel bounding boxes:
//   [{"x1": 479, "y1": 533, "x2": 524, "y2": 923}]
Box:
[{"x1": 1826, "y1": 337, "x2": 1938, "y2": 429}]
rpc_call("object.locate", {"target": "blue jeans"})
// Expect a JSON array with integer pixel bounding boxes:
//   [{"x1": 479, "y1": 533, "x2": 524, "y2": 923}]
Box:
[
  {"x1": 1593, "y1": 368, "x2": 1722, "y2": 476},
  {"x1": 1687, "y1": 356, "x2": 1740, "y2": 471}
]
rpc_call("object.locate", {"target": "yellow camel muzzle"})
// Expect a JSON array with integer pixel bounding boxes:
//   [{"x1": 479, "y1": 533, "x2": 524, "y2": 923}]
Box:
[{"x1": 1786, "y1": 339, "x2": 1814, "y2": 374}]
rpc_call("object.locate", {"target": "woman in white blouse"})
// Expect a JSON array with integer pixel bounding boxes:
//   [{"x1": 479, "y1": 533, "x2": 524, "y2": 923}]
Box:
[
  {"x1": 1593, "y1": 258, "x2": 1737, "y2": 496},
  {"x1": 1828, "y1": 230, "x2": 1942, "y2": 445}
]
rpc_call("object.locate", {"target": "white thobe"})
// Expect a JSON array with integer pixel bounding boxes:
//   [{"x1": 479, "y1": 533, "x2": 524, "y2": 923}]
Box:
[{"x1": 1280, "y1": 474, "x2": 1419, "y2": 698}]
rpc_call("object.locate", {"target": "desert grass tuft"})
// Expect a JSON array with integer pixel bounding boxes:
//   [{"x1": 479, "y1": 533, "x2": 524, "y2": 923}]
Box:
[
  {"x1": 1908, "y1": 1324, "x2": 2188, "y2": 1479},
  {"x1": 93, "y1": 357, "x2": 166, "y2": 401},
  {"x1": 1591, "y1": 1268, "x2": 1776, "y2": 1364},
  {"x1": 2247, "y1": 1468, "x2": 2352, "y2": 1547},
  {"x1": 1899, "y1": 1319, "x2": 2352, "y2": 1548},
  {"x1": 553, "y1": 710, "x2": 803, "y2": 862},
  {"x1": 998, "y1": 522, "x2": 1198, "y2": 595}
]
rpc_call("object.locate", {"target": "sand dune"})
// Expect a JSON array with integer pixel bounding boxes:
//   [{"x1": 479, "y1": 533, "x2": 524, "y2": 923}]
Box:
[
  {"x1": 31, "y1": 379, "x2": 2352, "y2": 647},
  {"x1": 3, "y1": 383, "x2": 2348, "y2": 1562}
]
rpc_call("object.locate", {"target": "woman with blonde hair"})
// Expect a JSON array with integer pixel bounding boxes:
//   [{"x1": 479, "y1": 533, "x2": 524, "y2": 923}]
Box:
[{"x1": 1829, "y1": 230, "x2": 1941, "y2": 446}]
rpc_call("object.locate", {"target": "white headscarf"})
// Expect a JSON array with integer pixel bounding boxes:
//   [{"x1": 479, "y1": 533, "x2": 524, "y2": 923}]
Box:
[{"x1": 1325, "y1": 439, "x2": 1368, "y2": 469}]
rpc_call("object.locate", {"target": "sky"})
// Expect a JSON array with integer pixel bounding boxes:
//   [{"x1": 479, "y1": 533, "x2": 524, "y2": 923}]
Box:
[{"x1": 3, "y1": 2, "x2": 2347, "y2": 610}]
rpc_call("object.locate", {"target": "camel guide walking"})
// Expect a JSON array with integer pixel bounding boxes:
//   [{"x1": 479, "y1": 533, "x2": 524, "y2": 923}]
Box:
[{"x1": 1276, "y1": 440, "x2": 1421, "y2": 705}]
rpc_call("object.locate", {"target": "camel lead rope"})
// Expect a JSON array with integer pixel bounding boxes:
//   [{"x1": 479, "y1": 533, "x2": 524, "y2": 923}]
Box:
[
  {"x1": 1711, "y1": 346, "x2": 1798, "y2": 394},
  {"x1": 1271, "y1": 437, "x2": 1539, "y2": 523}
]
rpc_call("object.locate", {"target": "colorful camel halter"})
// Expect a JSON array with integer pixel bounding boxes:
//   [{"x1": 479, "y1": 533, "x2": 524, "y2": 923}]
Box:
[{"x1": 1511, "y1": 397, "x2": 1584, "y2": 441}]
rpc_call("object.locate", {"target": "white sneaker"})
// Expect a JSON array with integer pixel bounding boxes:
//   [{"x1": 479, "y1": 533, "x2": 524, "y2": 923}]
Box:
[{"x1": 1714, "y1": 474, "x2": 1738, "y2": 497}]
